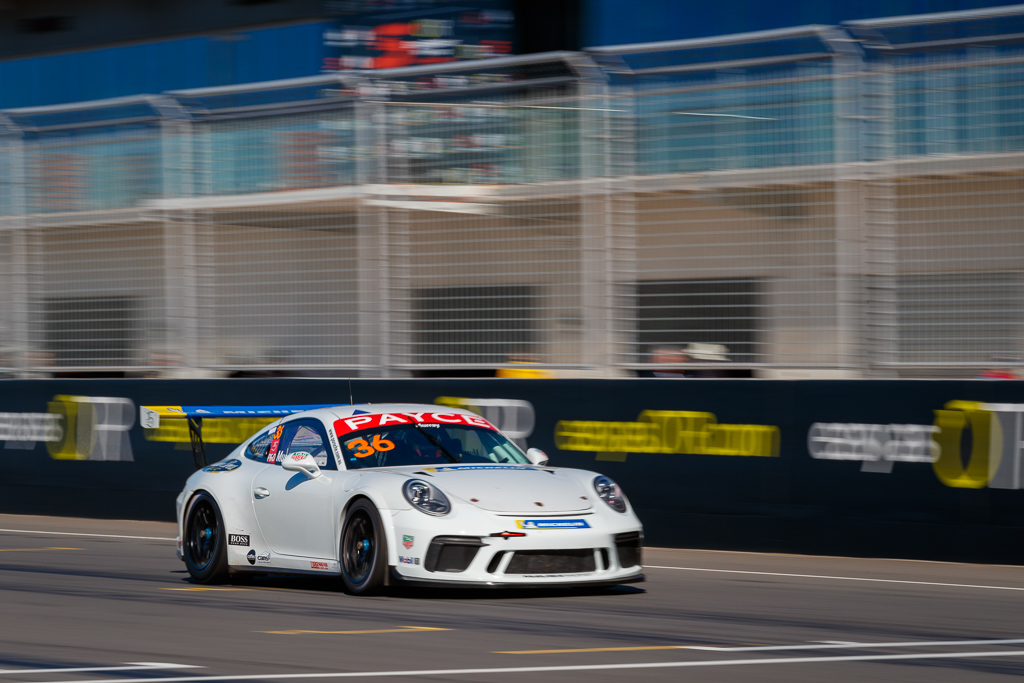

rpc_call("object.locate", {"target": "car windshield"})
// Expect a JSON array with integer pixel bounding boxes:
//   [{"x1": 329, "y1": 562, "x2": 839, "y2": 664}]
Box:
[{"x1": 338, "y1": 422, "x2": 530, "y2": 470}]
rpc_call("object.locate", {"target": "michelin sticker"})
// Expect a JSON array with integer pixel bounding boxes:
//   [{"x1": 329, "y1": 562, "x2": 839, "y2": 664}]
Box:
[{"x1": 516, "y1": 519, "x2": 591, "y2": 530}]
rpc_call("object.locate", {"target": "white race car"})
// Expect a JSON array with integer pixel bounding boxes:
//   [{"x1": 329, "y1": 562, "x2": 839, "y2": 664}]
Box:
[{"x1": 143, "y1": 403, "x2": 644, "y2": 594}]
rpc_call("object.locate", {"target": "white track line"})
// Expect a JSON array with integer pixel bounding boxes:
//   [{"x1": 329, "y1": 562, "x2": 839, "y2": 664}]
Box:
[
  {"x1": 29, "y1": 650, "x2": 1024, "y2": 682},
  {"x1": 0, "y1": 528, "x2": 174, "y2": 541},
  {"x1": 0, "y1": 662, "x2": 198, "y2": 675},
  {"x1": 645, "y1": 565, "x2": 1024, "y2": 592},
  {"x1": 690, "y1": 638, "x2": 1024, "y2": 652}
]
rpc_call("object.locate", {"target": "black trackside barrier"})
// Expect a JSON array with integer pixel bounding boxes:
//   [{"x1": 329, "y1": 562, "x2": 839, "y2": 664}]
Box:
[{"x1": 3, "y1": 378, "x2": 1024, "y2": 564}]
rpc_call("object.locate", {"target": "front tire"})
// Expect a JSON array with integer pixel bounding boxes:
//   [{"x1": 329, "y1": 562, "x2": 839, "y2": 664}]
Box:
[
  {"x1": 340, "y1": 499, "x2": 387, "y2": 595},
  {"x1": 183, "y1": 493, "x2": 229, "y2": 584}
]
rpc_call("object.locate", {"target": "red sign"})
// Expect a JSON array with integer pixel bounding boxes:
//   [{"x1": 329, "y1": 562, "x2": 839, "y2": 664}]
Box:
[
  {"x1": 268, "y1": 425, "x2": 284, "y2": 459},
  {"x1": 334, "y1": 412, "x2": 496, "y2": 437},
  {"x1": 310, "y1": 561, "x2": 329, "y2": 571}
]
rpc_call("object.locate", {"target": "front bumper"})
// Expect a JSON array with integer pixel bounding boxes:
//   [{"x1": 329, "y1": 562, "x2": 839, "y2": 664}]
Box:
[
  {"x1": 387, "y1": 507, "x2": 644, "y2": 587},
  {"x1": 389, "y1": 568, "x2": 644, "y2": 589}
]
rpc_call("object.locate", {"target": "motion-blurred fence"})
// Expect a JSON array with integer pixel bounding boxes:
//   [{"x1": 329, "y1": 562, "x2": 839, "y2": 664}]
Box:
[{"x1": 2, "y1": 6, "x2": 1024, "y2": 378}]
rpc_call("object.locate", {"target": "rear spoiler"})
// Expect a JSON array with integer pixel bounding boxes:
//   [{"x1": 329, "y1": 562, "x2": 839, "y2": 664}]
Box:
[{"x1": 140, "y1": 404, "x2": 344, "y2": 469}]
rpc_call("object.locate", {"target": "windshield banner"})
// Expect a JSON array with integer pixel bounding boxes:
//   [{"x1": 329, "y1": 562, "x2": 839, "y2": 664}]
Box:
[{"x1": 333, "y1": 411, "x2": 496, "y2": 437}]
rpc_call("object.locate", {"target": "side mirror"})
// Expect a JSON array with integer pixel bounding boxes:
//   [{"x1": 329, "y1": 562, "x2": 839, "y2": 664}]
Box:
[
  {"x1": 281, "y1": 451, "x2": 321, "y2": 479},
  {"x1": 526, "y1": 448, "x2": 549, "y2": 466}
]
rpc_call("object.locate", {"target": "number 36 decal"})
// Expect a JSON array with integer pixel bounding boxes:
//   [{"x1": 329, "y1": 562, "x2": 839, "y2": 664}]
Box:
[{"x1": 347, "y1": 434, "x2": 395, "y2": 458}]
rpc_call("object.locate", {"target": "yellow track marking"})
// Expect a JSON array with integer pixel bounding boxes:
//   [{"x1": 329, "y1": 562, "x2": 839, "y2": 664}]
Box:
[
  {"x1": 261, "y1": 626, "x2": 451, "y2": 635},
  {"x1": 163, "y1": 587, "x2": 252, "y2": 591},
  {"x1": 0, "y1": 547, "x2": 81, "y2": 552}
]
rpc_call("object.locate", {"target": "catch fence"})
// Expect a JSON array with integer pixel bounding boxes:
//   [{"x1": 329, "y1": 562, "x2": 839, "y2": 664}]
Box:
[{"x1": 2, "y1": 5, "x2": 1023, "y2": 378}]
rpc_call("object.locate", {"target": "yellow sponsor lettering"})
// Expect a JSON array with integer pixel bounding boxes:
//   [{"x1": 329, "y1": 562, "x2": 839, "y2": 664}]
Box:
[
  {"x1": 554, "y1": 411, "x2": 780, "y2": 459},
  {"x1": 931, "y1": 400, "x2": 1002, "y2": 489},
  {"x1": 46, "y1": 396, "x2": 83, "y2": 460},
  {"x1": 638, "y1": 410, "x2": 716, "y2": 453},
  {"x1": 435, "y1": 396, "x2": 474, "y2": 411},
  {"x1": 706, "y1": 424, "x2": 780, "y2": 457},
  {"x1": 143, "y1": 417, "x2": 277, "y2": 444},
  {"x1": 553, "y1": 420, "x2": 657, "y2": 453},
  {"x1": 46, "y1": 395, "x2": 135, "y2": 461}
]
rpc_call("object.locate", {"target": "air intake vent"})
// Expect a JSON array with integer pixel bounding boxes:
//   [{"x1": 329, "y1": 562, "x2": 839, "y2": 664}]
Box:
[
  {"x1": 424, "y1": 536, "x2": 484, "y2": 573},
  {"x1": 615, "y1": 531, "x2": 642, "y2": 568},
  {"x1": 505, "y1": 549, "x2": 596, "y2": 574}
]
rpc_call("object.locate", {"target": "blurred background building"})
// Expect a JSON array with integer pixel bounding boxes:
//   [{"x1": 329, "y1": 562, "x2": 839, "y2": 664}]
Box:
[{"x1": 2, "y1": 1, "x2": 1024, "y2": 378}]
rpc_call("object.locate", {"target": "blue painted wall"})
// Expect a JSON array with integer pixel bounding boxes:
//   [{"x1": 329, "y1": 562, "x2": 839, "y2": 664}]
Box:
[
  {"x1": 583, "y1": 0, "x2": 1024, "y2": 47},
  {"x1": 6, "y1": 2, "x2": 1024, "y2": 109},
  {"x1": 0, "y1": 21, "x2": 330, "y2": 110}
]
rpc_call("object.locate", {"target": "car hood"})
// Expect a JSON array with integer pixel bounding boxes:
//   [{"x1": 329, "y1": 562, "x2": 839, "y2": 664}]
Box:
[{"x1": 408, "y1": 465, "x2": 594, "y2": 514}]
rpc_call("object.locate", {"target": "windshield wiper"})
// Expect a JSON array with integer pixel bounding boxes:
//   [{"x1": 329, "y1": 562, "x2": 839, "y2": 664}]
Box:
[{"x1": 412, "y1": 424, "x2": 460, "y2": 463}]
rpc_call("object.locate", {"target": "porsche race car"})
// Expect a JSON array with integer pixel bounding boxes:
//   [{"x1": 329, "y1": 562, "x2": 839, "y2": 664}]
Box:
[{"x1": 143, "y1": 403, "x2": 644, "y2": 594}]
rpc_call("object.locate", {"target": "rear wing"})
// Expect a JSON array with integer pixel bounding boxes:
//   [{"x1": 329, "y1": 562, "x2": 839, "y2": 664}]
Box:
[{"x1": 140, "y1": 404, "x2": 343, "y2": 469}]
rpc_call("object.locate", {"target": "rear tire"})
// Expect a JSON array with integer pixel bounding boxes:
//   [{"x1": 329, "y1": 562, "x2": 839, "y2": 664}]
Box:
[
  {"x1": 339, "y1": 499, "x2": 387, "y2": 595},
  {"x1": 183, "y1": 493, "x2": 229, "y2": 584}
]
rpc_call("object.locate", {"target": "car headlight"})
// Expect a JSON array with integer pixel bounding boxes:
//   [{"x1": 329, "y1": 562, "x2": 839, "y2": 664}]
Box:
[
  {"x1": 593, "y1": 475, "x2": 627, "y2": 513},
  {"x1": 403, "y1": 479, "x2": 451, "y2": 516}
]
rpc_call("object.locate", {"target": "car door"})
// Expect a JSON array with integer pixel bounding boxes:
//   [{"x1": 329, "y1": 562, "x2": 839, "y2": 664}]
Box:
[{"x1": 251, "y1": 419, "x2": 338, "y2": 559}]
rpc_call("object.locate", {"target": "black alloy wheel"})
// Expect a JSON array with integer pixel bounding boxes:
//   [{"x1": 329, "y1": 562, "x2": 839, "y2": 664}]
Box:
[
  {"x1": 183, "y1": 493, "x2": 229, "y2": 584},
  {"x1": 340, "y1": 499, "x2": 386, "y2": 595}
]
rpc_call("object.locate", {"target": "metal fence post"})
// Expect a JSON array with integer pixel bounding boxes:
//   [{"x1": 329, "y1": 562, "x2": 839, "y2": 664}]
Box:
[
  {"x1": 608, "y1": 84, "x2": 639, "y2": 372},
  {"x1": 0, "y1": 115, "x2": 28, "y2": 374},
  {"x1": 823, "y1": 29, "x2": 867, "y2": 375},
  {"x1": 861, "y1": 59, "x2": 899, "y2": 376},
  {"x1": 355, "y1": 84, "x2": 387, "y2": 377},
  {"x1": 152, "y1": 96, "x2": 198, "y2": 375},
  {"x1": 572, "y1": 54, "x2": 616, "y2": 374},
  {"x1": 844, "y1": 22, "x2": 901, "y2": 377}
]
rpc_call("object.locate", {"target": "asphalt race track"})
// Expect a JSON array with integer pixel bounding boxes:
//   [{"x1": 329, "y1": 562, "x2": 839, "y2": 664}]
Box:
[{"x1": 1, "y1": 515, "x2": 1023, "y2": 682}]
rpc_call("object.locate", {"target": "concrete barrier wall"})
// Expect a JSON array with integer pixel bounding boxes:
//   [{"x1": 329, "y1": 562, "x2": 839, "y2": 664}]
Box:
[{"x1": 2, "y1": 379, "x2": 1023, "y2": 563}]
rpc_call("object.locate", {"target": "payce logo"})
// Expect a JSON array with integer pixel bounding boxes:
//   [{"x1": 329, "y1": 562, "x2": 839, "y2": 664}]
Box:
[
  {"x1": 808, "y1": 400, "x2": 1024, "y2": 490},
  {"x1": 2, "y1": 395, "x2": 135, "y2": 462}
]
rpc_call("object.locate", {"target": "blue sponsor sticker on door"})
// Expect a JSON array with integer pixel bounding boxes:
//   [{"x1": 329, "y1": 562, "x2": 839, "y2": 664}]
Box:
[
  {"x1": 203, "y1": 459, "x2": 242, "y2": 473},
  {"x1": 515, "y1": 519, "x2": 591, "y2": 530}
]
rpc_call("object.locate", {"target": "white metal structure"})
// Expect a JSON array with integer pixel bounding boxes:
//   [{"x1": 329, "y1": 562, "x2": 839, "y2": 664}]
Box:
[{"x1": 4, "y1": 6, "x2": 1024, "y2": 379}]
